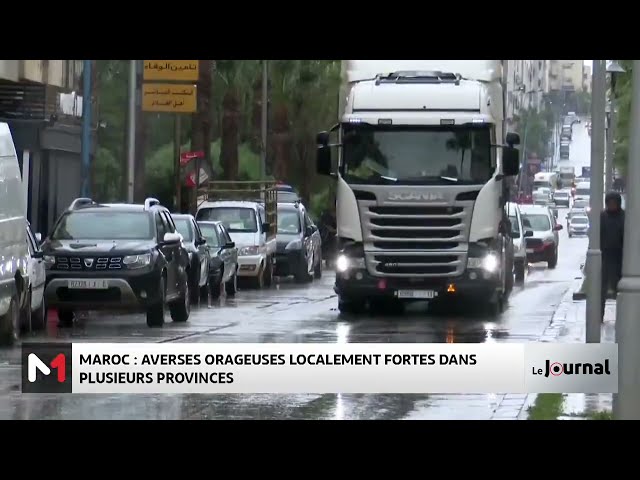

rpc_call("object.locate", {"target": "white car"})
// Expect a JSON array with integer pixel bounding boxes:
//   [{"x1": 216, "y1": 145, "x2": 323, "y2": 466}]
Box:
[
  {"x1": 507, "y1": 202, "x2": 532, "y2": 283},
  {"x1": 568, "y1": 215, "x2": 589, "y2": 237},
  {"x1": 25, "y1": 222, "x2": 47, "y2": 330}
]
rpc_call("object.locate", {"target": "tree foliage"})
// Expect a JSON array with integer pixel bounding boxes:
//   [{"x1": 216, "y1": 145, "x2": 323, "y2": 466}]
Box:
[{"x1": 612, "y1": 60, "x2": 633, "y2": 175}]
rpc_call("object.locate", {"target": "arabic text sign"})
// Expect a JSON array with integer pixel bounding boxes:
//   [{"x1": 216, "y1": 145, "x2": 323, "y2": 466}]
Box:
[
  {"x1": 143, "y1": 60, "x2": 199, "y2": 81},
  {"x1": 142, "y1": 83, "x2": 197, "y2": 113}
]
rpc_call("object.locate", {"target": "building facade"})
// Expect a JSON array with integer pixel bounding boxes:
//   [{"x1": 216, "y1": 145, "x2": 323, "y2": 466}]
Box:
[
  {"x1": 583, "y1": 65, "x2": 592, "y2": 93},
  {"x1": 505, "y1": 60, "x2": 548, "y2": 125},
  {"x1": 0, "y1": 60, "x2": 93, "y2": 236}
]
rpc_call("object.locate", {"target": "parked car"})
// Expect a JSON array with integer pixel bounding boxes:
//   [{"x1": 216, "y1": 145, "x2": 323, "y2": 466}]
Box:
[
  {"x1": 172, "y1": 214, "x2": 211, "y2": 303},
  {"x1": 519, "y1": 204, "x2": 563, "y2": 269},
  {"x1": 275, "y1": 202, "x2": 322, "y2": 282},
  {"x1": 25, "y1": 222, "x2": 47, "y2": 331},
  {"x1": 507, "y1": 202, "x2": 533, "y2": 284},
  {"x1": 197, "y1": 220, "x2": 239, "y2": 298},
  {"x1": 0, "y1": 122, "x2": 30, "y2": 345},
  {"x1": 568, "y1": 215, "x2": 589, "y2": 237},
  {"x1": 276, "y1": 182, "x2": 301, "y2": 203},
  {"x1": 41, "y1": 197, "x2": 191, "y2": 328}
]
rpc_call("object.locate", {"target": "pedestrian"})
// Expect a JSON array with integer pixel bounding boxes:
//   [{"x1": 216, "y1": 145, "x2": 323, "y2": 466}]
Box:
[{"x1": 600, "y1": 191, "x2": 625, "y2": 322}]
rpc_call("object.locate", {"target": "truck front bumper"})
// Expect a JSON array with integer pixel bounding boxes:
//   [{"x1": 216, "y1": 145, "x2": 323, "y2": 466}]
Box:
[{"x1": 334, "y1": 268, "x2": 502, "y2": 302}]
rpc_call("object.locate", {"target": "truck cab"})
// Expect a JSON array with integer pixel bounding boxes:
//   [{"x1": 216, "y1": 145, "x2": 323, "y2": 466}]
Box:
[{"x1": 316, "y1": 61, "x2": 520, "y2": 315}]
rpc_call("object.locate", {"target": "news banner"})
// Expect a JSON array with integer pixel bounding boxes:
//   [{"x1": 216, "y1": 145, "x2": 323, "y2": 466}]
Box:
[{"x1": 21, "y1": 342, "x2": 618, "y2": 394}]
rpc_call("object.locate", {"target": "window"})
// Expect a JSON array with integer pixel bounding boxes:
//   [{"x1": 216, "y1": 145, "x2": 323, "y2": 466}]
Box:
[
  {"x1": 572, "y1": 217, "x2": 588, "y2": 224},
  {"x1": 156, "y1": 213, "x2": 168, "y2": 239},
  {"x1": 522, "y1": 214, "x2": 551, "y2": 231},
  {"x1": 162, "y1": 212, "x2": 176, "y2": 233},
  {"x1": 197, "y1": 207, "x2": 258, "y2": 233},
  {"x1": 26, "y1": 229, "x2": 36, "y2": 256},
  {"x1": 509, "y1": 215, "x2": 520, "y2": 235},
  {"x1": 199, "y1": 223, "x2": 220, "y2": 247},
  {"x1": 51, "y1": 211, "x2": 154, "y2": 240},
  {"x1": 219, "y1": 224, "x2": 233, "y2": 244},
  {"x1": 174, "y1": 218, "x2": 194, "y2": 242},
  {"x1": 576, "y1": 188, "x2": 590, "y2": 196},
  {"x1": 277, "y1": 210, "x2": 301, "y2": 234}
]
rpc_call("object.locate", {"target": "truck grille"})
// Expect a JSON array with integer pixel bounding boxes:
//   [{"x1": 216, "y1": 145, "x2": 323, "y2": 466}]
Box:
[
  {"x1": 54, "y1": 256, "x2": 123, "y2": 271},
  {"x1": 358, "y1": 194, "x2": 474, "y2": 278}
]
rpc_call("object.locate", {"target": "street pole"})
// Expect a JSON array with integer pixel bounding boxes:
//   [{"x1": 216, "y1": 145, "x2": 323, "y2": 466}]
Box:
[
  {"x1": 614, "y1": 60, "x2": 640, "y2": 419},
  {"x1": 261, "y1": 60, "x2": 268, "y2": 179},
  {"x1": 81, "y1": 60, "x2": 92, "y2": 198},
  {"x1": 126, "y1": 59, "x2": 136, "y2": 203},
  {"x1": 605, "y1": 100, "x2": 614, "y2": 193},
  {"x1": 585, "y1": 60, "x2": 606, "y2": 343},
  {"x1": 174, "y1": 115, "x2": 182, "y2": 212}
]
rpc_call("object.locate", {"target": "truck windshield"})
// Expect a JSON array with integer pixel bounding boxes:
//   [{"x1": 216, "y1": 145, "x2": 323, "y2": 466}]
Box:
[
  {"x1": 341, "y1": 124, "x2": 493, "y2": 185},
  {"x1": 197, "y1": 207, "x2": 257, "y2": 233}
]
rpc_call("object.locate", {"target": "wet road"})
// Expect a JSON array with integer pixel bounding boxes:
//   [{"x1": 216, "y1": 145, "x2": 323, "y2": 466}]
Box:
[{"x1": 0, "y1": 122, "x2": 591, "y2": 420}]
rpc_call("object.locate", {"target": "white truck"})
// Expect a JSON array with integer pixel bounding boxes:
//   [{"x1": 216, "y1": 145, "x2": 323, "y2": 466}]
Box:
[
  {"x1": 558, "y1": 166, "x2": 575, "y2": 189},
  {"x1": 533, "y1": 172, "x2": 558, "y2": 192},
  {"x1": 316, "y1": 60, "x2": 521, "y2": 315}
]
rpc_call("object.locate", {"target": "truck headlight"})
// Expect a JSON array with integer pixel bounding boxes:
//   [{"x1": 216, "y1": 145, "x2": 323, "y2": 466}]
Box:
[
  {"x1": 239, "y1": 245, "x2": 260, "y2": 256},
  {"x1": 123, "y1": 253, "x2": 152, "y2": 269},
  {"x1": 285, "y1": 239, "x2": 302, "y2": 251},
  {"x1": 482, "y1": 253, "x2": 499, "y2": 273},
  {"x1": 43, "y1": 255, "x2": 56, "y2": 268},
  {"x1": 336, "y1": 254, "x2": 365, "y2": 272}
]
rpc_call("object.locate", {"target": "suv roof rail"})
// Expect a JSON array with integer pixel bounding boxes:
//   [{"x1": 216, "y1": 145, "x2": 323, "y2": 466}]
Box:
[
  {"x1": 144, "y1": 198, "x2": 161, "y2": 210},
  {"x1": 69, "y1": 197, "x2": 96, "y2": 210}
]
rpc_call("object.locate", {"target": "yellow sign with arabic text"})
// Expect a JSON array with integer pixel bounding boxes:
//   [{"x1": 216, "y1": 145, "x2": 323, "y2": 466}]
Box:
[
  {"x1": 143, "y1": 60, "x2": 199, "y2": 81},
  {"x1": 142, "y1": 83, "x2": 197, "y2": 113}
]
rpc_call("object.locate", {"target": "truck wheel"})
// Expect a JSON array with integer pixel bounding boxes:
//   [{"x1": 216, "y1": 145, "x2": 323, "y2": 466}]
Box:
[
  {"x1": 58, "y1": 309, "x2": 75, "y2": 328},
  {"x1": 484, "y1": 295, "x2": 505, "y2": 317},
  {"x1": 515, "y1": 260, "x2": 526, "y2": 284},
  {"x1": 146, "y1": 277, "x2": 166, "y2": 327},
  {"x1": 338, "y1": 296, "x2": 367, "y2": 315},
  {"x1": 169, "y1": 282, "x2": 190, "y2": 322},
  {"x1": 505, "y1": 260, "x2": 514, "y2": 295},
  {"x1": 0, "y1": 295, "x2": 19, "y2": 345},
  {"x1": 548, "y1": 249, "x2": 558, "y2": 269}
]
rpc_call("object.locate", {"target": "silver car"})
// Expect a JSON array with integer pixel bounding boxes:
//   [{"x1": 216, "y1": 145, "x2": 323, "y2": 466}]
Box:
[
  {"x1": 519, "y1": 204, "x2": 563, "y2": 269},
  {"x1": 507, "y1": 202, "x2": 533, "y2": 284},
  {"x1": 568, "y1": 215, "x2": 589, "y2": 237}
]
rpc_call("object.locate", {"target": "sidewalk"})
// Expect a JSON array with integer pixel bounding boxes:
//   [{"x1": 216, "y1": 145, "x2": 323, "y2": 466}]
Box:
[{"x1": 524, "y1": 278, "x2": 615, "y2": 420}]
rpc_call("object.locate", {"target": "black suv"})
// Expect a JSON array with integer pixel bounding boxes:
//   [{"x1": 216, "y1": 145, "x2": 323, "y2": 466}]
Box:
[{"x1": 41, "y1": 197, "x2": 191, "y2": 328}]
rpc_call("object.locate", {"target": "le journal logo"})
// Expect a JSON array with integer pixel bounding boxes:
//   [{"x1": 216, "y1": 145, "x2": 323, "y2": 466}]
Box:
[{"x1": 532, "y1": 359, "x2": 612, "y2": 378}]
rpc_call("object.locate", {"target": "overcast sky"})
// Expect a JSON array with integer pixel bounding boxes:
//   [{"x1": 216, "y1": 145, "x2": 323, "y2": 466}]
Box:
[{"x1": 584, "y1": 60, "x2": 592, "y2": 68}]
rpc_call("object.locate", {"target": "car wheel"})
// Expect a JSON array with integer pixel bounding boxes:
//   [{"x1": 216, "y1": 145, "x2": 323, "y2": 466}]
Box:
[
  {"x1": 0, "y1": 294, "x2": 19, "y2": 345},
  {"x1": 548, "y1": 248, "x2": 558, "y2": 269},
  {"x1": 264, "y1": 258, "x2": 274, "y2": 287},
  {"x1": 209, "y1": 272, "x2": 222, "y2": 300},
  {"x1": 189, "y1": 269, "x2": 200, "y2": 305},
  {"x1": 515, "y1": 260, "x2": 526, "y2": 284},
  {"x1": 20, "y1": 288, "x2": 32, "y2": 333},
  {"x1": 226, "y1": 268, "x2": 238, "y2": 296},
  {"x1": 146, "y1": 276, "x2": 166, "y2": 327},
  {"x1": 58, "y1": 309, "x2": 75, "y2": 328},
  {"x1": 338, "y1": 296, "x2": 367, "y2": 315},
  {"x1": 169, "y1": 281, "x2": 190, "y2": 322},
  {"x1": 251, "y1": 265, "x2": 265, "y2": 289},
  {"x1": 295, "y1": 255, "x2": 313, "y2": 283},
  {"x1": 314, "y1": 253, "x2": 323, "y2": 279}
]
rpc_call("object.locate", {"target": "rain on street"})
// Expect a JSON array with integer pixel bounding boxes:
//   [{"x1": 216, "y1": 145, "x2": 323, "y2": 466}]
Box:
[{"x1": 0, "y1": 123, "x2": 592, "y2": 420}]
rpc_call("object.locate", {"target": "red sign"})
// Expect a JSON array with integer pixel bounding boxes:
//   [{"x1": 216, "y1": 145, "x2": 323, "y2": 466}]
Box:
[
  {"x1": 185, "y1": 168, "x2": 209, "y2": 188},
  {"x1": 180, "y1": 150, "x2": 204, "y2": 166}
]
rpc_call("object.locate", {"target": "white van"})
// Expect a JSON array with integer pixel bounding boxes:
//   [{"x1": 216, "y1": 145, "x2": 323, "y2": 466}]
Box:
[
  {"x1": 574, "y1": 181, "x2": 591, "y2": 202},
  {"x1": 0, "y1": 122, "x2": 30, "y2": 344}
]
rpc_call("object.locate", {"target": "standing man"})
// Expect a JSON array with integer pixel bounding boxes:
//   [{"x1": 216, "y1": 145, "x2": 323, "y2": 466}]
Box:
[{"x1": 600, "y1": 191, "x2": 625, "y2": 322}]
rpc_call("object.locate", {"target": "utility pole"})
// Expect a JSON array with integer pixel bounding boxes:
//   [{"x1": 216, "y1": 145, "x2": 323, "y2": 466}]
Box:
[
  {"x1": 585, "y1": 60, "x2": 606, "y2": 343},
  {"x1": 81, "y1": 60, "x2": 92, "y2": 198},
  {"x1": 261, "y1": 60, "x2": 268, "y2": 179},
  {"x1": 126, "y1": 60, "x2": 136, "y2": 203},
  {"x1": 614, "y1": 60, "x2": 640, "y2": 419},
  {"x1": 606, "y1": 61, "x2": 625, "y2": 192}
]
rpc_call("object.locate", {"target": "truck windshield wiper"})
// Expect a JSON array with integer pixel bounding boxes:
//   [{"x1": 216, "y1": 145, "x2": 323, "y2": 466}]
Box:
[{"x1": 439, "y1": 176, "x2": 460, "y2": 183}]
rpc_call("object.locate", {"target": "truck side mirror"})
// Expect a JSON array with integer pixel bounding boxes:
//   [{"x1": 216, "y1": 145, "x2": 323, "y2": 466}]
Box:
[
  {"x1": 502, "y1": 147, "x2": 520, "y2": 176},
  {"x1": 506, "y1": 132, "x2": 520, "y2": 146},
  {"x1": 316, "y1": 131, "x2": 332, "y2": 176}
]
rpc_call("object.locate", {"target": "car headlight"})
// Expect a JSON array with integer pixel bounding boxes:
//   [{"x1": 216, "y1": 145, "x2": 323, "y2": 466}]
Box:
[
  {"x1": 239, "y1": 245, "x2": 260, "y2": 256},
  {"x1": 123, "y1": 253, "x2": 152, "y2": 269},
  {"x1": 336, "y1": 254, "x2": 365, "y2": 272},
  {"x1": 43, "y1": 255, "x2": 56, "y2": 268},
  {"x1": 285, "y1": 239, "x2": 302, "y2": 251}
]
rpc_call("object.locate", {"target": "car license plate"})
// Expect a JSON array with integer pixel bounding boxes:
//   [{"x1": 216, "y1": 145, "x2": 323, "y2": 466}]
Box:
[
  {"x1": 68, "y1": 279, "x2": 109, "y2": 289},
  {"x1": 526, "y1": 248, "x2": 534, "y2": 253},
  {"x1": 397, "y1": 290, "x2": 437, "y2": 299}
]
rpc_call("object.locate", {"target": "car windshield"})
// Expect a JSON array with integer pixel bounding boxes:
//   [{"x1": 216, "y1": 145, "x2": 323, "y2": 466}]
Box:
[
  {"x1": 277, "y1": 210, "x2": 301, "y2": 234},
  {"x1": 277, "y1": 191, "x2": 300, "y2": 203},
  {"x1": 572, "y1": 217, "x2": 589, "y2": 224},
  {"x1": 555, "y1": 192, "x2": 568, "y2": 197},
  {"x1": 509, "y1": 215, "x2": 520, "y2": 234},
  {"x1": 576, "y1": 187, "x2": 590, "y2": 195},
  {"x1": 341, "y1": 123, "x2": 494, "y2": 185},
  {"x1": 198, "y1": 224, "x2": 220, "y2": 247},
  {"x1": 51, "y1": 211, "x2": 154, "y2": 240},
  {"x1": 173, "y1": 218, "x2": 193, "y2": 242},
  {"x1": 574, "y1": 201, "x2": 588, "y2": 208},
  {"x1": 533, "y1": 182, "x2": 550, "y2": 189},
  {"x1": 197, "y1": 207, "x2": 257, "y2": 233},
  {"x1": 522, "y1": 214, "x2": 551, "y2": 231}
]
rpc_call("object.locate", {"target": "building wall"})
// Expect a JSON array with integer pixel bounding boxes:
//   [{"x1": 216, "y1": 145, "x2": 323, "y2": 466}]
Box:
[
  {"x1": 548, "y1": 60, "x2": 583, "y2": 92},
  {"x1": 506, "y1": 60, "x2": 547, "y2": 124},
  {"x1": 583, "y1": 65, "x2": 592, "y2": 93}
]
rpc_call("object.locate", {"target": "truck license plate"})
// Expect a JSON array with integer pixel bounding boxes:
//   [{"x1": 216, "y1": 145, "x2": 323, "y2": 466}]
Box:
[
  {"x1": 68, "y1": 279, "x2": 109, "y2": 289},
  {"x1": 397, "y1": 290, "x2": 437, "y2": 299}
]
